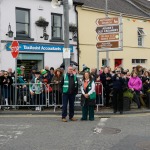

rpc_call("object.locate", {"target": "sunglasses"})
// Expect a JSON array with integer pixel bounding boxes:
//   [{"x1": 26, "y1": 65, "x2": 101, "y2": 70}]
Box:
[{"x1": 4, "y1": 74, "x2": 8, "y2": 75}]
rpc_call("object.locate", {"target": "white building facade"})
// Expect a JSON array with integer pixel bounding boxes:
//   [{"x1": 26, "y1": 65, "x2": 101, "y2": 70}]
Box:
[{"x1": 0, "y1": 0, "x2": 77, "y2": 73}]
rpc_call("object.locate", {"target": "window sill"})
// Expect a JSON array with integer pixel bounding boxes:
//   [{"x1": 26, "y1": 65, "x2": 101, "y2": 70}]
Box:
[
  {"x1": 49, "y1": 39, "x2": 64, "y2": 42},
  {"x1": 14, "y1": 37, "x2": 34, "y2": 41}
]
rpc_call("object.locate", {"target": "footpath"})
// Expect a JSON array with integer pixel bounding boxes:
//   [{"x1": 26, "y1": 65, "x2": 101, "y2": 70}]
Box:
[{"x1": 0, "y1": 103, "x2": 150, "y2": 116}]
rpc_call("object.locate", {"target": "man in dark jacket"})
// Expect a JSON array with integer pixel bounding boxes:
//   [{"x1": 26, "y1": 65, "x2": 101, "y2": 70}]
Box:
[
  {"x1": 61, "y1": 66, "x2": 78, "y2": 122},
  {"x1": 100, "y1": 67, "x2": 112, "y2": 107},
  {"x1": 112, "y1": 68, "x2": 125, "y2": 114}
]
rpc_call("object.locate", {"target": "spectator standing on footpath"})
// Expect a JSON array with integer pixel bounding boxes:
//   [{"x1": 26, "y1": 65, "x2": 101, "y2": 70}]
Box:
[
  {"x1": 128, "y1": 71, "x2": 142, "y2": 109},
  {"x1": 61, "y1": 66, "x2": 78, "y2": 122},
  {"x1": 51, "y1": 68, "x2": 63, "y2": 105},
  {"x1": 100, "y1": 67, "x2": 112, "y2": 107},
  {"x1": 112, "y1": 68, "x2": 125, "y2": 114},
  {"x1": 80, "y1": 71, "x2": 96, "y2": 121},
  {"x1": 1, "y1": 71, "x2": 13, "y2": 106}
]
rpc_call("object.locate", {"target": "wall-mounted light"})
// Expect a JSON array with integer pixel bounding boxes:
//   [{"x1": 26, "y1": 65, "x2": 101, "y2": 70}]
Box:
[
  {"x1": 6, "y1": 23, "x2": 13, "y2": 38},
  {"x1": 40, "y1": 27, "x2": 49, "y2": 40}
]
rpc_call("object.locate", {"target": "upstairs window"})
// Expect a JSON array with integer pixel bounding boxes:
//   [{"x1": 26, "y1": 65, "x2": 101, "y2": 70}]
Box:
[
  {"x1": 138, "y1": 28, "x2": 145, "y2": 46},
  {"x1": 16, "y1": 8, "x2": 30, "y2": 37},
  {"x1": 51, "y1": 13, "x2": 62, "y2": 40}
]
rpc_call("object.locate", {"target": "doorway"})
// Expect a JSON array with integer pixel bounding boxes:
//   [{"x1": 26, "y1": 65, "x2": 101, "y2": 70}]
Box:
[
  {"x1": 114, "y1": 59, "x2": 123, "y2": 68},
  {"x1": 17, "y1": 53, "x2": 44, "y2": 77}
]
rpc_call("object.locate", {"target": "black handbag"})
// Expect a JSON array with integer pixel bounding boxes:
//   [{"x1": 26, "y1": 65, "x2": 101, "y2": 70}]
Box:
[{"x1": 81, "y1": 94, "x2": 86, "y2": 106}]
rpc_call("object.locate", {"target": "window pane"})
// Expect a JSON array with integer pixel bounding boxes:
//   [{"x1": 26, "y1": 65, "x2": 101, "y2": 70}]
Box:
[
  {"x1": 52, "y1": 27, "x2": 61, "y2": 38},
  {"x1": 16, "y1": 23, "x2": 29, "y2": 36},
  {"x1": 138, "y1": 36, "x2": 142, "y2": 46},
  {"x1": 132, "y1": 59, "x2": 135, "y2": 63},
  {"x1": 136, "y1": 59, "x2": 140, "y2": 63},
  {"x1": 16, "y1": 9, "x2": 29, "y2": 23},
  {"x1": 141, "y1": 59, "x2": 146, "y2": 63},
  {"x1": 53, "y1": 15, "x2": 61, "y2": 27}
]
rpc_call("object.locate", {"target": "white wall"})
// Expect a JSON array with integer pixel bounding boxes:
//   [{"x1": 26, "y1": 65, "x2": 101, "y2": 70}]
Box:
[{"x1": 0, "y1": 0, "x2": 77, "y2": 70}]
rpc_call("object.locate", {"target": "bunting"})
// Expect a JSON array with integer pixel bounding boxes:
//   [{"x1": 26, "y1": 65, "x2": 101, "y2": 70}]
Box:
[{"x1": 123, "y1": 18, "x2": 150, "y2": 23}]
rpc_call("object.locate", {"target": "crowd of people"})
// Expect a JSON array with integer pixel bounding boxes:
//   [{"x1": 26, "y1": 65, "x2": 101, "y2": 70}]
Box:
[{"x1": 0, "y1": 64, "x2": 150, "y2": 121}]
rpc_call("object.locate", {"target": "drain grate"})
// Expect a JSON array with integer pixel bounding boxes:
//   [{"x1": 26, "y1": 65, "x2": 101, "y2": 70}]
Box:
[{"x1": 101, "y1": 127, "x2": 121, "y2": 134}]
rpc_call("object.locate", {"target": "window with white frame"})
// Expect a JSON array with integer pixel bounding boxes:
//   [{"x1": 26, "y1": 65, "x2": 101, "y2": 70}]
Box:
[
  {"x1": 138, "y1": 28, "x2": 145, "y2": 46},
  {"x1": 51, "y1": 13, "x2": 62, "y2": 40},
  {"x1": 16, "y1": 8, "x2": 30, "y2": 37},
  {"x1": 132, "y1": 59, "x2": 147, "y2": 64}
]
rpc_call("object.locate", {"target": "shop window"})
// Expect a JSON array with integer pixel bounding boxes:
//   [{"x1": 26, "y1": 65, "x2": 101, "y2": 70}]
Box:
[
  {"x1": 138, "y1": 28, "x2": 145, "y2": 47},
  {"x1": 51, "y1": 13, "x2": 62, "y2": 40},
  {"x1": 132, "y1": 59, "x2": 147, "y2": 64},
  {"x1": 16, "y1": 8, "x2": 30, "y2": 38}
]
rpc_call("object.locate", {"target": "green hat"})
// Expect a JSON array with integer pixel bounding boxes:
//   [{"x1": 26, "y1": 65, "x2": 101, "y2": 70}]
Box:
[
  {"x1": 17, "y1": 67, "x2": 22, "y2": 75},
  {"x1": 41, "y1": 69, "x2": 47, "y2": 75}
]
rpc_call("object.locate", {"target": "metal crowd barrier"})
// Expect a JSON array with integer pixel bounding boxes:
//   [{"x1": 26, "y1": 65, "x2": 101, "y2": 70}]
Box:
[
  {"x1": 47, "y1": 83, "x2": 62, "y2": 112},
  {"x1": 95, "y1": 82, "x2": 104, "y2": 111},
  {"x1": 0, "y1": 83, "x2": 47, "y2": 110},
  {"x1": 0, "y1": 81, "x2": 104, "y2": 112}
]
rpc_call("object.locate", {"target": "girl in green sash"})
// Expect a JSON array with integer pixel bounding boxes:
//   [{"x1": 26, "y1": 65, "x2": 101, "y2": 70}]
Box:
[{"x1": 80, "y1": 72, "x2": 96, "y2": 121}]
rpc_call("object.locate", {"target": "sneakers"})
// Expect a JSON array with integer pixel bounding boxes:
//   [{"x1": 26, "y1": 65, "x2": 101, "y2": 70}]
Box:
[{"x1": 62, "y1": 118, "x2": 68, "y2": 122}]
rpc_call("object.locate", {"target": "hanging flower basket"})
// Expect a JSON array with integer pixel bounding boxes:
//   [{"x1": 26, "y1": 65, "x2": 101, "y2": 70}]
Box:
[
  {"x1": 35, "y1": 17, "x2": 49, "y2": 27},
  {"x1": 69, "y1": 24, "x2": 77, "y2": 32}
]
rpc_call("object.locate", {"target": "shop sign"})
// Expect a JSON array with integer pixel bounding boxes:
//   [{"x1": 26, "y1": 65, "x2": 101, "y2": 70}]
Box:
[{"x1": 6, "y1": 43, "x2": 74, "y2": 52}]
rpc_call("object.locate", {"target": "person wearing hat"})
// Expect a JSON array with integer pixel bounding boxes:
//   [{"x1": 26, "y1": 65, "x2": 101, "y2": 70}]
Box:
[
  {"x1": 29, "y1": 71, "x2": 44, "y2": 111},
  {"x1": 20, "y1": 66, "x2": 28, "y2": 82},
  {"x1": 51, "y1": 68, "x2": 63, "y2": 105},
  {"x1": 61, "y1": 66, "x2": 78, "y2": 122}
]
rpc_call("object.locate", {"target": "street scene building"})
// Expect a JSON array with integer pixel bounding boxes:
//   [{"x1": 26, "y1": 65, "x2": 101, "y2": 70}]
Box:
[
  {"x1": 0, "y1": 0, "x2": 78, "y2": 74},
  {"x1": 75, "y1": 0, "x2": 150, "y2": 71}
]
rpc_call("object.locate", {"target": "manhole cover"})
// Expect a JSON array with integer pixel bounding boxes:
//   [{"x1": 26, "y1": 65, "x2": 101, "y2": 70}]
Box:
[
  {"x1": 136, "y1": 141, "x2": 150, "y2": 150},
  {"x1": 101, "y1": 127, "x2": 121, "y2": 134}
]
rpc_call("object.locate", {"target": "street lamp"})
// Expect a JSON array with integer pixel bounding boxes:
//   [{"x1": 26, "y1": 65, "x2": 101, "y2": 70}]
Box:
[
  {"x1": 6, "y1": 23, "x2": 13, "y2": 38},
  {"x1": 40, "y1": 27, "x2": 49, "y2": 40}
]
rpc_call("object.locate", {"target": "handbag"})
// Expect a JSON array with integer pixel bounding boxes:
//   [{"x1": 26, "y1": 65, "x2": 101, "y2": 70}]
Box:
[{"x1": 81, "y1": 94, "x2": 86, "y2": 106}]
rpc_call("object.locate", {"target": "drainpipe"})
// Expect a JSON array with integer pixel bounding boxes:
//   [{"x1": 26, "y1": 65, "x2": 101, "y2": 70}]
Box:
[{"x1": 74, "y1": 2, "x2": 84, "y2": 71}]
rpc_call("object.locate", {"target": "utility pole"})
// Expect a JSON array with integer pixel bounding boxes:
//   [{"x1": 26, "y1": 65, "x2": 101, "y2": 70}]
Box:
[
  {"x1": 63, "y1": 0, "x2": 70, "y2": 72},
  {"x1": 105, "y1": 0, "x2": 109, "y2": 67}
]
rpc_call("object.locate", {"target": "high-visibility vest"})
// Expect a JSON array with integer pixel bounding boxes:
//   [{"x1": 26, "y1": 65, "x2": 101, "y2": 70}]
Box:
[{"x1": 63, "y1": 74, "x2": 77, "y2": 93}]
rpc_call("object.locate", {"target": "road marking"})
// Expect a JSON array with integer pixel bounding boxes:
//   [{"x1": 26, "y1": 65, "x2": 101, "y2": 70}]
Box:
[
  {"x1": 94, "y1": 118, "x2": 108, "y2": 134},
  {"x1": 0, "y1": 124, "x2": 31, "y2": 148}
]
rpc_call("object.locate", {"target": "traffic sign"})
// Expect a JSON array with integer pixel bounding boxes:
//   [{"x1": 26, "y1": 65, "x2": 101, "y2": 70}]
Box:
[
  {"x1": 96, "y1": 25, "x2": 119, "y2": 34},
  {"x1": 96, "y1": 41, "x2": 119, "y2": 49},
  {"x1": 97, "y1": 33, "x2": 119, "y2": 41},
  {"x1": 96, "y1": 17, "x2": 119, "y2": 26},
  {"x1": 11, "y1": 41, "x2": 19, "y2": 58}
]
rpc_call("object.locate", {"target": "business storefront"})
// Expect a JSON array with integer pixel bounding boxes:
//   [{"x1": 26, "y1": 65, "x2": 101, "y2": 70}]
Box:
[{"x1": 3, "y1": 42, "x2": 76, "y2": 73}]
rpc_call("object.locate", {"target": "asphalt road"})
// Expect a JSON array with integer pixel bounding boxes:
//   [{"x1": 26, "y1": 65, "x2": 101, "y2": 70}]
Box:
[{"x1": 0, "y1": 113, "x2": 150, "y2": 150}]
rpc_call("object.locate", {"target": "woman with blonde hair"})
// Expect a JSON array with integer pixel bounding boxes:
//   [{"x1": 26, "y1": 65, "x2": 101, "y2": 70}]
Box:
[{"x1": 128, "y1": 71, "x2": 142, "y2": 108}]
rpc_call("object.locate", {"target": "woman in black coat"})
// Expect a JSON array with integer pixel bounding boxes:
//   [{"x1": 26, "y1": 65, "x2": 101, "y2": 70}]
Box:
[{"x1": 1, "y1": 71, "x2": 13, "y2": 106}]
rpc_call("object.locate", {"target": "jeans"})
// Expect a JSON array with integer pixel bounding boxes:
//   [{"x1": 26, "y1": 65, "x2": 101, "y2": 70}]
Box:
[{"x1": 62, "y1": 93, "x2": 75, "y2": 119}]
